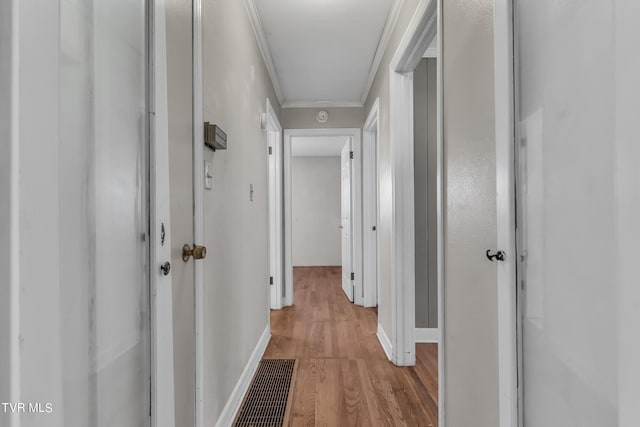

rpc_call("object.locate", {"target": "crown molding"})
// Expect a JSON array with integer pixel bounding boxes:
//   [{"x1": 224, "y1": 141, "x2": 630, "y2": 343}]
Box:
[
  {"x1": 244, "y1": 0, "x2": 284, "y2": 104},
  {"x1": 360, "y1": 0, "x2": 405, "y2": 105},
  {"x1": 281, "y1": 100, "x2": 364, "y2": 109}
]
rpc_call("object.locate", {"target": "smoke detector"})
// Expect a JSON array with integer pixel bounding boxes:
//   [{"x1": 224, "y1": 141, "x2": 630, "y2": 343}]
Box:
[{"x1": 316, "y1": 110, "x2": 329, "y2": 123}]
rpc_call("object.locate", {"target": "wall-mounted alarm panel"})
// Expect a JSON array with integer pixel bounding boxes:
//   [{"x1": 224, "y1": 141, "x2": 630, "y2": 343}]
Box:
[{"x1": 204, "y1": 122, "x2": 227, "y2": 151}]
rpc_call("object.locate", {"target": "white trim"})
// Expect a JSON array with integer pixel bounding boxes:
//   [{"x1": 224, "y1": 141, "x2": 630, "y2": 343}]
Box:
[
  {"x1": 244, "y1": 0, "x2": 284, "y2": 104},
  {"x1": 149, "y1": 1, "x2": 176, "y2": 426},
  {"x1": 283, "y1": 134, "x2": 294, "y2": 307},
  {"x1": 435, "y1": 2, "x2": 445, "y2": 425},
  {"x1": 363, "y1": 99, "x2": 380, "y2": 308},
  {"x1": 265, "y1": 98, "x2": 284, "y2": 310},
  {"x1": 423, "y1": 47, "x2": 438, "y2": 58},
  {"x1": 192, "y1": 0, "x2": 205, "y2": 426},
  {"x1": 281, "y1": 100, "x2": 363, "y2": 109},
  {"x1": 415, "y1": 328, "x2": 440, "y2": 343},
  {"x1": 214, "y1": 326, "x2": 272, "y2": 427},
  {"x1": 360, "y1": 0, "x2": 405, "y2": 105},
  {"x1": 283, "y1": 128, "x2": 363, "y2": 307},
  {"x1": 377, "y1": 323, "x2": 393, "y2": 361},
  {"x1": 423, "y1": 45, "x2": 438, "y2": 58},
  {"x1": 494, "y1": 1, "x2": 518, "y2": 426},
  {"x1": 388, "y1": 0, "x2": 439, "y2": 369},
  {"x1": 376, "y1": 323, "x2": 393, "y2": 361}
]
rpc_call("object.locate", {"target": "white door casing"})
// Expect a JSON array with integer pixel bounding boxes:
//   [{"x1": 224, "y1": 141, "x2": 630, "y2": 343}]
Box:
[
  {"x1": 341, "y1": 140, "x2": 354, "y2": 302},
  {"x1": 388, "y1": 0, "x2": 439, "y2": 368},
  {"x1": 283, "y1": 128, "x2": 362, "y2": 307},
  {"x1": 493, "y1": 1, "x2": 518, "y2": 426},
  {"x1": 265, "y1": 98, "x2": 283, "y2": 309},
  {"x1": 150, "y1": 0, "x2": 177, "y2": 425},
  {"x1": 192, "y1": 1, "x2": 205, "y2": 426},
  {"x1": 363, "y1": 99, "x2": 380, "y2": 308}
]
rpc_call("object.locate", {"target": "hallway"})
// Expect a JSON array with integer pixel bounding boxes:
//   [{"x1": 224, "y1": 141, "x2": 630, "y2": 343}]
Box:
[{"x1": 264, "y1": 267, "x2": 438, "y2": 426}]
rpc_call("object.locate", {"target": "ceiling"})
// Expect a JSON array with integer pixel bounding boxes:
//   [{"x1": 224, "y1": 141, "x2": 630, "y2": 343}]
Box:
[
  {"x1": 291, "y1": 136, "x2": 349, "y2": 157},
  {"x1": 252, "y1": 0, "x2": 395, "y2": 107}
]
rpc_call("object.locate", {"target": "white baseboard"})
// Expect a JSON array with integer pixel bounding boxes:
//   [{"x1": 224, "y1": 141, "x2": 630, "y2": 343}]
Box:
[
  {"x1": 376, "y1": 323, "x2": 393, "y2": 361},
  {"x1": 415, "y1": 327, "x2": 440, "y2": 343},
  {"x1": 214, "y1": 324, "x2": 271, "y2": 427}
]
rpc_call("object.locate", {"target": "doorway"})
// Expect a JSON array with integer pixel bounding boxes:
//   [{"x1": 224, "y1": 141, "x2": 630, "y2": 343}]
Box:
[
  {"x1": 385, "y1": 1, "x2": 444, "y2": 425},
  {"x1": 413, "y1": 51, "x2": 440, "y2": 345},
  {"x1": 363, "y1": 100, "x2": 380, "y2": 309},
  {"x1": 265, "y1": 99, "x2": 284, "y2": 310},
  {"x1": 282, "y1": 128, "x2": 363, "y2": 307}
]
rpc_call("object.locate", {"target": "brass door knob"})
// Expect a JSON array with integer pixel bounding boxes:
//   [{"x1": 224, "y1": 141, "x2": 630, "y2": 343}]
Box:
[{"x1": 182, "y1": 244, "x2": 207, "y2": 262}]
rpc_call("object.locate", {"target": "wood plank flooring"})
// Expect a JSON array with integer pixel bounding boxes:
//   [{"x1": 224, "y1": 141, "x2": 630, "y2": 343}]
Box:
[{"x1": 264, "y1": 266, "x2": 438, "y2": 427}]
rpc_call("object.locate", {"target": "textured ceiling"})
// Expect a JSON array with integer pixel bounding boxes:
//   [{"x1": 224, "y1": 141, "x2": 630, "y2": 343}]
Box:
[{"x1": 254, "y1": 0, "x2": 393, "y2": 106}]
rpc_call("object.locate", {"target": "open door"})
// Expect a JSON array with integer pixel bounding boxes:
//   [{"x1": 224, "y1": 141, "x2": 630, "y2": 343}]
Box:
[{"x1": 341, "y1": 139, "x2": 354, "y2": 302}]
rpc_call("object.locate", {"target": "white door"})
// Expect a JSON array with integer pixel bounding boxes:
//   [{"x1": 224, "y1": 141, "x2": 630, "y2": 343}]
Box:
[
  {"x1": 268, "y1": 133, "x2": 279, "y2": 309},
  {"x1": 515, "y1": 0, "x2": 625, "y2": 425},
  {"x1": 341, "y1": 141, "x2": 354, "y2": 301},
  {"x1": 59, "y1": 0, "x2": 151, "y2": 425}
]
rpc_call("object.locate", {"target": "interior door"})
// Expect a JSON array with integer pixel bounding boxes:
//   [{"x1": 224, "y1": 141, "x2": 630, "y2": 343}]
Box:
[
  {"x1": 341, "y1": 140, "x2": 354, "y2": 301},
  {"x1": 59, "y1": 0, "x2": 151, "y2": 425},
  {"x1": 165, "y1": 0, "x2": 196, "y2": 424},
  {"x1": 516, "y1": 0, "x2": 619, "y2": 425}
]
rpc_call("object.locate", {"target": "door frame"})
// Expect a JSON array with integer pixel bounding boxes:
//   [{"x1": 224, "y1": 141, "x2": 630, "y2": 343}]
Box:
[
  {"x1": 388, "y1": 0, "x2": 438, "y2": 370},
  {"x1": 283, "y1": 128, "x2": 362, "y2": 306},
  {"x1": 97, "y1": 0, "x2": 179, "y2": 419},
  {"x1": 192, "y1": 0, "x2": 205, "y2": 425},
  {"x1": 494, "y1": 1, "x2": 519, "y2": 426},
  {"x1": 363, "y1": 99, "x2": 380, "y2": 308},
  {"x1": 149, "y1": 1, "x2": 177, "y2": 426},
  {"x1": 264, "y1": 98, "x2": 284, "y2": 309}
]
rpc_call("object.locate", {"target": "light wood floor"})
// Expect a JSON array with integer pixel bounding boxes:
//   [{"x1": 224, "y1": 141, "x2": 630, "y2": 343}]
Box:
[{"x1": 264, "y1": 266, "x2": 438, "y2": 427}]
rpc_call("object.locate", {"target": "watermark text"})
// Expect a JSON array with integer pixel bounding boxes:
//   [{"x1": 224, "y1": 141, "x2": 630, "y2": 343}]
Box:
[{"x1": 1, "y1": 402, "x2": 53, "y2": 414}]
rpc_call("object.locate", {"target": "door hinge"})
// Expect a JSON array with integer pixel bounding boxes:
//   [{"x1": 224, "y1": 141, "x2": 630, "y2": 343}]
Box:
[
  {"x1": 350, "y1": 272, "x2": 355, "y2": 280},
  {"x1": 268, "y1": 146, "x2": 273, "y2": 155},
  {"x1": 349, "y1": 150, "x2": 354, "y2": 159},
  {"x1": 269, "y1": 276, "x2": 274, "y2": 285}
]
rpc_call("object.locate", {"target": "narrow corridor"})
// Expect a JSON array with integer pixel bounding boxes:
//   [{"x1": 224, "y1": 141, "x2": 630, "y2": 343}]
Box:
[{"x1": 264, "y1": 267, "x2": 438, "y2": 426}]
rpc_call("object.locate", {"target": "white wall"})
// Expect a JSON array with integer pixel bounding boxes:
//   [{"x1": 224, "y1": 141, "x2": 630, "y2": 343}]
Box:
[
  {"x1": 292, "y1": 157, "x2": 342, "y2": 266},
  {"x1": 199, "y1": 0, "x2": 282, "y2": 423}
]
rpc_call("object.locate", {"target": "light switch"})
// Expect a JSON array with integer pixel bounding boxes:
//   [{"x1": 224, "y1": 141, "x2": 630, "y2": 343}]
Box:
[{"x1": 204, "y1": 161, "x2": 213, "y2": 190}]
